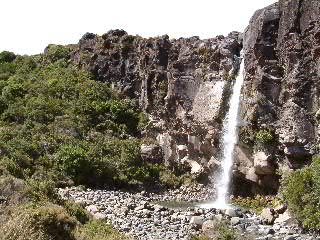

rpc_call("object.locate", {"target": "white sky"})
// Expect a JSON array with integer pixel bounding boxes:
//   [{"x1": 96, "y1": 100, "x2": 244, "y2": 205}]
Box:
[{"x1": 1, "y1": 0, "x2": 276, "y2": 55}]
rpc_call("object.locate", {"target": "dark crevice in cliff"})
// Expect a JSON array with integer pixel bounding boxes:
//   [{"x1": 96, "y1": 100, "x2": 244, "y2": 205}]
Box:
[{"x1": 293, "y1": 0, "x2": 303, "y2": 34}]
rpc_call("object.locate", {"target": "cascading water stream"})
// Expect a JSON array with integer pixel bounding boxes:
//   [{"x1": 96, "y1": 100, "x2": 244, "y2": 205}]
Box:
[{"x1": 201, "y1": 52, "x2": 244, "y2": 209}]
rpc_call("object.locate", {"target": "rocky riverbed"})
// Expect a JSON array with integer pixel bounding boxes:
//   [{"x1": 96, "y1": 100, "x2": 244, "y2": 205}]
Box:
[{"x1": 59, "y1": 186, "x2": 319, "y2": 240}]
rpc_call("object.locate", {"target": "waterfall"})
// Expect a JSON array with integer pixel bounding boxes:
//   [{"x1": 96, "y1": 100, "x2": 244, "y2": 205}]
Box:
[{"x1": 202, "y1": 52, "x2": 244, "y2": 209}]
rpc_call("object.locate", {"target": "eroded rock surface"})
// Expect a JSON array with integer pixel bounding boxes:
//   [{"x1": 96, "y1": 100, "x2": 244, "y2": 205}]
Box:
[
  {"x1": 238, "y1": 0, "x2": 320, "y2": 194},
  {"x1": 65, "y1": 0, "x2": 320, "y2": 196},
  {"x1": 71, "y1": 30, "x2": 242, "y2": 183}
]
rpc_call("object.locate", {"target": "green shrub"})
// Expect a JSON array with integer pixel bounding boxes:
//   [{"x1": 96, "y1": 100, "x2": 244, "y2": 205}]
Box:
[
  {"x1": 75, "y1": 220, "x2": 131, "y2": 240},
  {"x1": 255, "y1": 129, "x2": 273, "y2": 144},
  {"x1": 159, "y1": 169, "x2": 182, "y2": 188},
  {"x1": 232, "y1": 195, "x2": 277, "y2": 214},
  {"x1": 30, "y1": 204, "x2": 77, "y2": 240},
  {"x1": 223, "y1": 73, "x2": 236, "y2": 81},
  {"x1": 0, "y1": 51, "x2": 16, "y2": 63},
  {"x1": 280, "y1": 155, "x2": 320, "y2": 230},
  {"x1": 0, "y1": 203, "x2": 77, "y2": 240},
  {"x1": 0, "y1": 54, "x2": 158, "y2": 187},
  {"x1": 56, "y1": 144, "x2": 93, "y2": 184},
  {"x1": 215, "y1": 221, "x2": 236, "y2": 240},
  {"x1": 26, "y1": 178, "x2": 58, "y2": 202},
  {"x1": 45, "y1": 45, "x2": 71, "y2": 62},
  {"x1": 62, "y1": 200, "x2": 90, "y2": 224},
  {"x1": 137, "y1": 112, "x2": 150, "y2": 131}
]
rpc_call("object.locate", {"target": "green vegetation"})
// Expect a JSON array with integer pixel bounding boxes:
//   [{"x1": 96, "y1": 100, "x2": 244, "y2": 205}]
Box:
[
  {"x1": 0, "y1": 48, "x2": 170, "y2": 239},
  {"x1": 255, "y1": 129, "x2": 273, "y2": 144},
  {"x1": 45, "y1": 44, "x2": 71, "y2": 62},
  {"x1": 0, "y1": 49, "x2": 163, "y2": 188},
  {"x1": 75, "y1": 220, "x2": 131, "y2": 240},
  {"x1": 197, "y1": 47, "x2": 216, "y2": 63},
  {"x1": 159, "y1": 169, "x2": 195, "y2": 188},
  {"x1": 223, "y1": 73, "x2": 236, "y2": 81},
  {"x1": 0, "y1": 51, "x2": 16, "y2": 63},
  {"x1": 214, "y1": 221, "x2": 237, "y2": 240},
  {"x1": 280, "y1": 155, "x2": 320, "y2": 230},
  {"x1": 232, "y1": 196, "x2": 277, "y2": 214},
  {"x1": 192, "y1": 221, "x2": 246, "y2": 240},
  {"x1": 0, "y1": 200, "x2": 128, "y2": 240}
]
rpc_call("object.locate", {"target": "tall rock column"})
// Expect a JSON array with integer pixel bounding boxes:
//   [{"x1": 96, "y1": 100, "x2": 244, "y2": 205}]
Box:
[{"x1": 238, "y1": 0, "x2": 320, "y2": 194}]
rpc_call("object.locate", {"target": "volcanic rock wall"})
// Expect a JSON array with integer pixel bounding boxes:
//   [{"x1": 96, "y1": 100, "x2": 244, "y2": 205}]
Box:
[
  {"x1": 69, "y1": 0, "x2": 320, "y2": 195},
  {"x1": 71, "y1": 30, "x2": 242, "y2": 181},
  {"x1": 237, "y1": 0, "x2": 320, "y2": 194}
]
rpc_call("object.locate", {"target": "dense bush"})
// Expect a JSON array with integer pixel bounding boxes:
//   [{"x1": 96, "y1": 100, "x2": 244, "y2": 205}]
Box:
[
  {"x1": 159, "y1": 169, "x2": 195, "y2": 188},
  {"x1": 0, "y1": 200, "x2": 127, "y2": 240},
  {"x1": 0, "y1": 51, "x2": 16, "y2": 63},
  {"x1": 281, "y1": 155, "x2": 320, "y2": 230},
  {"x1": 0, "y1": 203, "x2": 77, "y2": 240},
  {"x1": 0, "y1": 51, "x2": 161, "y2": 187},
  {"x1": 30, "y1": 203, "x2": 78, "y2": 240},
  {"x1": 44, "y1": 45, "x2": 71, "y2": 62},
  {"x1": 0, "y1": 48, "x2": 171, "y2": 240}
]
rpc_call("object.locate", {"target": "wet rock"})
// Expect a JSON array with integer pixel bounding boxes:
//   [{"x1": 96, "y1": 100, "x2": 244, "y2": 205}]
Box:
[
  {"x1": 214, "y1": 214, "x2": 224, "y2": 221},
  {"x1": 284, "y1": 235, "x2": 299, "y2": 240},
  {"x1": 59, "y1": 187, "x2": 320, "y2": 240}
]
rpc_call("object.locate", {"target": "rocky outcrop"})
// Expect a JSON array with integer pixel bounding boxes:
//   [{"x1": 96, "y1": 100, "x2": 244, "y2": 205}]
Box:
[
  {"x1": 239, "y1": 0, "x2": 320, "y2": 193},
  {"x1": 66, "y1": 0, "x2": 320, "y2": 196},
  {"x1": 71, "y1": 30, "x2": 242, "y2": 181}
]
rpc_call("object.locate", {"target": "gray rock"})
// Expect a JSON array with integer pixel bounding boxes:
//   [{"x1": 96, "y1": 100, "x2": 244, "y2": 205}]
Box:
[
  {"x1": 202, "y1": 220, "x2": 216, "y2": 237},
  {"x1": 284, "y1": 235, "x2": 300, "y2": 240},
  {"x1": 260, "y1": 208, "x2": 276, "y2": 225},
  {"x1": 214, "y1": 214, "x2": 224, "y2": 221},
  {"x1": 190, "y1": 216, "x2": 204, "y2": 229},
  {"x1": 275, "y1": 204, "x2": 287, "y2": 214},
  {"x1": 254, "y1": 151, "x2": 275, "y2": 175},
  {"x1": 231, "y1": 217, "x2": 241, "y2": 225},
  {"x1": 141, "y1": 144, "x2": 163, "y2": 163},
  {"x1": 86, "y1": 204, "x2": 98, "y2": 214},
  {"x1": 93, "y1": 212, "x2": 107, "y2": 220},
  {"x1": 274, "y1": 211, "x2": 297, "y2": 226},
  {"x1": 225, "y1": 208, "x2": 238, "y2": 217},
  {"x1": 72, "y1": 28, "x2": 243, "y2": 182}
]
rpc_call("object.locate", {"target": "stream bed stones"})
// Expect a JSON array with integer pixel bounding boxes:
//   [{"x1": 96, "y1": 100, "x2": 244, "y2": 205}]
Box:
[{"x1": 58, "y1": 186, "x2": 319, "y2": 240}]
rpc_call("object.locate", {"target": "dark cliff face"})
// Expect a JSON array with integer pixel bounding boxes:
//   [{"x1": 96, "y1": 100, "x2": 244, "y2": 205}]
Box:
[
  {"x1": 238, "y1": 0, "x2": 320, "y2": 194},
  {"x1": 71, "y1": 29, "x2": 242, "y2": 179}
]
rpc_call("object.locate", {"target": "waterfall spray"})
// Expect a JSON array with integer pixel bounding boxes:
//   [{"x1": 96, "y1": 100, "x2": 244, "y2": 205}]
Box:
[{"x1": 202, "y1": 52, "x2": 244, "y2": 209}]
